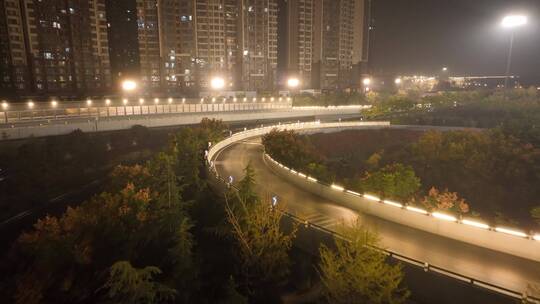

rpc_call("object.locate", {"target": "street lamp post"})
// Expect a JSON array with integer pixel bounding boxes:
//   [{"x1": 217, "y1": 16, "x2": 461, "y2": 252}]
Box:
[
  {"x1": 501, "y1": 15, "x2": 527, "y2": 98},
  {"x1": 287, "y1": 77, "x2": 300, "y2": 105}
]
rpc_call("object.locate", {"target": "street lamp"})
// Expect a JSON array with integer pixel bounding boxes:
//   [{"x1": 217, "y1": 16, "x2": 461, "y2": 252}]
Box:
[
  {"x1": 501, "y1": 15, "x2": 527, "y2": 95},
  {"x1": 394, "y1": 78, "x2": 402, "y2": 85},
  {"x1": 210, "y1": 76, "x2": 225, "y2": 90},
  {"x1": 363, "y1": 78, "x2": 371, "y2": 93},
  {"x1": 287, "y1": 77, "x2": 300, "y2": 89},
  {"x1": 287, "y1": 77, "x2": 300, "y2": 105},
  {"x1": 442, "y1": 67, "x2": 448, "y2": 72},
  {"x1": 1, "y1": 101, "x2": 7, "y2": 110},
  {"x1": 121, "y1": 79, "x2": 137, "y2": 93}
]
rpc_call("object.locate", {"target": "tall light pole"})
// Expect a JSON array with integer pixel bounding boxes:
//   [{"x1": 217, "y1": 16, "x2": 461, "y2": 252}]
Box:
[{"x1": 501, "y1": 15, "x2": 527, "y2": 96}]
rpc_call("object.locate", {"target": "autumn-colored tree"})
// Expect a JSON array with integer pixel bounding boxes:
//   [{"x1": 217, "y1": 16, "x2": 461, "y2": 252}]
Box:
[
  {"x1": 319, "y1": 219, "x2": 409, "y2": 304},
  {"x1": 419, "y1": 187, "x2": 470, "y2": 214},
  {"x1": 10, "y1": 156, "x2": 194, "y2": 303}
]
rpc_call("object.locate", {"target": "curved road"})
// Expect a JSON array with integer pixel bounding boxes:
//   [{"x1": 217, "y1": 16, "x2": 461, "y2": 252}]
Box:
[{"x1": 214, "y1": 137, "x2": 540, "y2": 295}]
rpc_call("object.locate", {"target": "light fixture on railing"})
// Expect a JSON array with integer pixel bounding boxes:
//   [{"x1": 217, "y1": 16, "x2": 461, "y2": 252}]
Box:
[
  {"x1": 51, "y1": 100, "x2": 58, "y2": 108},
  {"x1": 168, "y1": 98, "x2": 173, "y2": 104},
  {"x1": 86, "y1": 99, "x2": 92, "y2": 106},
  {"x1": 105, "y1": 99, "x2": 111, "y2": 106},
  {"x1": 182, "y1": 98, "x2": 186, "y2": 103},
  {"x1": 1, "y1": 101, "x2": 8, "y2": 110},
  {"x1": 139, "y1": 98, "x2": 144, "y2": 105},
  {"x1": 154, "y1": 98, "x2": 159, "y2": 104},
  {"x1": 28, "y1": 101, "x2": 35, "y2": 109},
  {"x1": 123, "y1": 98, "x2": 128, "y2": 105}
]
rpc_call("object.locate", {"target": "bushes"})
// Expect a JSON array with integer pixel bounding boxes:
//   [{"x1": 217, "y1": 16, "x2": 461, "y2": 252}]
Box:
[{"x1": 356, "y1": 163, "x2": 421, "y2": 201}]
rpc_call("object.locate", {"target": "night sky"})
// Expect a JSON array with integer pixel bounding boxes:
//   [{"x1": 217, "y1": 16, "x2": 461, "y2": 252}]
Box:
[{"x1": 371, "y1": 0, "x2": 540, "y2": 85}]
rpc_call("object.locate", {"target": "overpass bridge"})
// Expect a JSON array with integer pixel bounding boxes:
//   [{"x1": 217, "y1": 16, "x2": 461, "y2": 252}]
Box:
[
  {"x1": 0, "y1": 97, "x2": 367, "y2": 140},
  {"x1": 208, "y1": 121, "x2": 540, "y2": 303}
]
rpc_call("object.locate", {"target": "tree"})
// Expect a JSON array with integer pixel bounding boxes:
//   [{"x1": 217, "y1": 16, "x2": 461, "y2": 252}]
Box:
[
  {"x1": 224, "y1": 165, "x2": 297, "y2": 299},
  {"x1": 102, "y1": 261, "x2": 176, "y2": 304},
  {"x1": 359, "y1": 163, "x2": 421, "y2": 201},
  {"x1": 318, "y1": 219, "x2": 409, "y2": 304},
  {"x1": 419, "y1": 187, "x2": 470, "y2": 215},
  {"x1": 236, "y1": 163, "x2": 258, "y2": 205},
  {"x1": 262, "y1": 129, "x2": 323, "y2": 170}
]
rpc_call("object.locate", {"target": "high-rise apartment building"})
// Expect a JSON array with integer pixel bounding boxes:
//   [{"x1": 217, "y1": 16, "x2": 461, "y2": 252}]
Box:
[
  {"x1": 1, "y1": 0, "x2": 28, "y2": 96},
  {"x1": 312, "y1": 0, "x2": 368, "y2": 90},
  {"x1": 238, "y1": 0, "x2": 278, "y2": 91},
  {"x1": 133, "y1": 0, "x2": 277, "y2": 94},
  {"x1": 0, "y1": 0, "x2": 111, "y2": 98},
  {"x1": 0, "y1": 0, "x2": 111, "y2": 95},
  {"x1": 106, "y1": 0, "x2": 139, "y2": 85},
  {"x1": 282, "y1": 0, "x2": 313, "y2": 87}
]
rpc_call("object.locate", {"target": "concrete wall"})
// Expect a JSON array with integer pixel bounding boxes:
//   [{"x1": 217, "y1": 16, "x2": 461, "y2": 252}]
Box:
[
  {"x1": 0, "y1": 107, "x2": 365, "y2": 140},
  {"x1": 208, "y1": 121, "x2": 540, "y2": 262},
  {"x1": 265, "y1": 155, "x2": 540, "y2": 262}
]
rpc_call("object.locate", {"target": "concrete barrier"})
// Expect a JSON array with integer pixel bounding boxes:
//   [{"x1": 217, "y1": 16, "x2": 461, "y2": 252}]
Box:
[
  {"x1": 264, "y1": 155, "x2": 540, "y2": 262},
  {"x1": 207, "y1": 120, "x2": 540, "y2": 262}
]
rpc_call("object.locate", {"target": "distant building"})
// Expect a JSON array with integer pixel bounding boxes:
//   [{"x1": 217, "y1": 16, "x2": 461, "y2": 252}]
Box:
[
  {"x1": 132, "y1": 0, "x2": 277, "y2": 94},
  {"x1": 311, "y1": 0, "x2": 368, "y2": 91},
  {"x1": 106, "y1": 0, "x2": 140, "y2": 87},
  {"x1": 0, "y1": 0, "x2": 112, "y2": 98},
  {"x1": 282, "y1": 0, "x2": 314, "y2": 88}
]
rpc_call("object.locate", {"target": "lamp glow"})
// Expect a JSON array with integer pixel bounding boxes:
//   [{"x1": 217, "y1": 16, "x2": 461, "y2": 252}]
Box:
[
  {"x1": 363, "y1": 78, "x2": 371, "y2": 86},
  {"x1": 495, "y1": 227, "x2": 527, "y2": 237},
  {"x1": 395, "y1": 78, "x2": 402, "y2": 84},
  {"x1": 105, "y1": 99, "x2": 111, "y2": 105},
  {"x1": 461, "y1": 219, "x2": 490, "y2": 229},
  {"x1": 86, "y1": 99, "x2": 92, "y2": 106},
  {"x1": 383, "y1": 200, "x2": 403, "y2": 208},
  {"x1": 210, "y1": 77, "x2": 225, "y2": 90},
  {"x1": 121, "y1": 79, "x2": 137, "y2": 92},
  {"x1": 287, "y1": 77, "x2": 300, "y2": 88},
  {"x1": 432, "y1": 212, "x2": 457, "y2": 222},
  {"x1": 406, "y1": 206, "x2": 428, "y2": 215},
  {"x1": 1, "y1": 101, "x2": 7, "y2": 110},
  {"x1": 51, "y1": 100, "x2": 58, "y2": 107},
  {"x1": 331, "y1": 184, "x2": 345, "y2": 191},
  {"x1": 501, "y1": 15, "x2": 527, "y2": 28},
  {"x1": 363, "y1": 194, "x2": 380, "y2": 202},
  {"x1": 139, "y1": 98, "x2": 144, "y2": 105},
  {"x1": 154, "y1": 98, "x2": 159, "y2": 104},
  {"x1": 346, "y1": 190, "x2": 361, "y2": 196},
  {"x1": 123, "y1": 99, "x2": 128, "y2": 105},
  {"x1": 28, "y1": 101, "x2": 34, "y2": 109}
]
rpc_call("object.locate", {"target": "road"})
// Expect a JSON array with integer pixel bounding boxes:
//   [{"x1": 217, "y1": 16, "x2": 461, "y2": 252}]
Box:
[{"x1": 214, "y1": 137, "x2": 540, "y2": 295}]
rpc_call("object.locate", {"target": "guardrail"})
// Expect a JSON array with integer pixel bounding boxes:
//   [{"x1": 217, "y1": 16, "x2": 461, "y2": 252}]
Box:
[
  {"x1": 206, "y1": 120, "x2": 540, "y2": 303},
  {"x1": 0, "y1": 97, "x2": 292, "y2": 125}
]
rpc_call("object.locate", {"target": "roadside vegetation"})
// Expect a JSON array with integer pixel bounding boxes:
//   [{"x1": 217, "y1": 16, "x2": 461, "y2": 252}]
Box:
[
  {"x1": 0, "y1": 118, "x2": 408, "y2": 303},
  {"x1": 263, "y1": 92, "x2": 540, "y2": 228}
]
